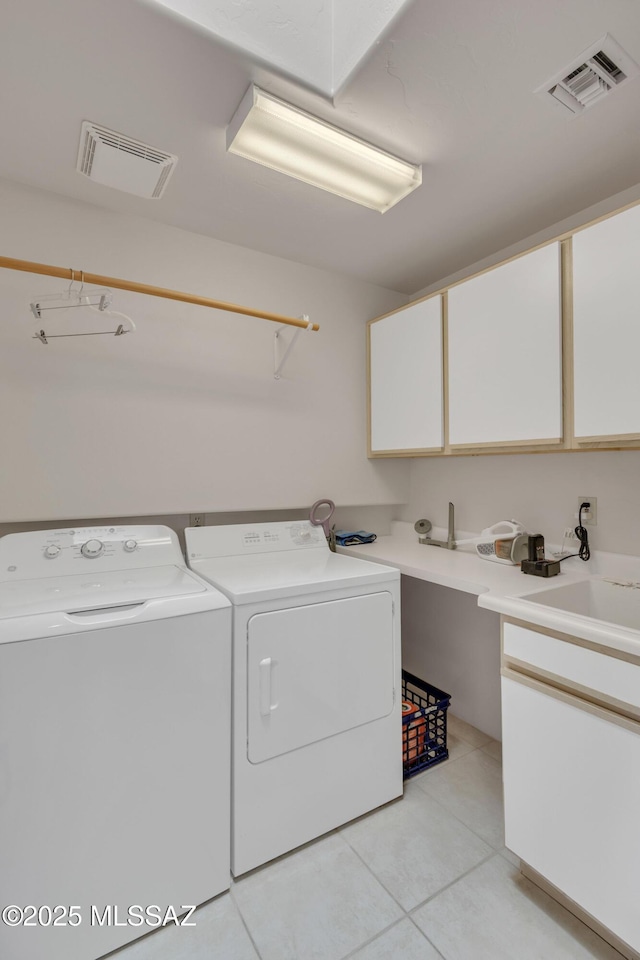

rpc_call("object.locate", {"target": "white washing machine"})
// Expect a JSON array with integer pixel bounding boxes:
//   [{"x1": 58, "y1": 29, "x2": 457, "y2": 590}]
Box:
[
  {"x1": 185, "y1": 520, "x2": 402, "y2": 876},
  {"x1": 0, "y1": 525, "x2": 231, "y2": 960}
]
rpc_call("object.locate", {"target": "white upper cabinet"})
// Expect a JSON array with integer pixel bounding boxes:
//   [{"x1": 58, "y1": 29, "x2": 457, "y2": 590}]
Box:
[
  {"x1": 369, "y1": 296, "x2": 443, "y2": 454},
  {"x1": 447, "y1": 243, "x2": 563, "y2": 447},
  {"x1": 572, "y1": 204, "x2": 640, "y2": 441}
]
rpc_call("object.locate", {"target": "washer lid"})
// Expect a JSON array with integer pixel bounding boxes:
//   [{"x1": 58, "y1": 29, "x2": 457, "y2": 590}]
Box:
[
  {"x1": 188, "y1": 550, "x2": 399, "y2": 604},
  {"x1": 0, "y1": 564, "x2": 226, "y2": 619}
]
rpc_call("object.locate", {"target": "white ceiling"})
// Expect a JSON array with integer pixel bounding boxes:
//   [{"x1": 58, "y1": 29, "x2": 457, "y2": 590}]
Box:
[
  {"x1": 146, "y1": 0, "x2": 411, "y2": 95},
  {"x1": 1, "y1": 0, "x2": 639, "y2": 294}
]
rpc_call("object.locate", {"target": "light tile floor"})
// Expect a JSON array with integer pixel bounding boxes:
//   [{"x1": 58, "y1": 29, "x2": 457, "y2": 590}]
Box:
[{"x1": 116, "y1": 715, "x2": 625, "y2": 960}]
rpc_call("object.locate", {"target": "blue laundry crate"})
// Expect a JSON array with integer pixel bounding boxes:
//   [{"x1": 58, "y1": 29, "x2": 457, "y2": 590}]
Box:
[{"x1": 401, "y1": 670, "x2": 450, "y2": 778}]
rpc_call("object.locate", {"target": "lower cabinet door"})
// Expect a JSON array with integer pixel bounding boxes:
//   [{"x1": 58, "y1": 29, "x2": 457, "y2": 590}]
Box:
[{"x1": 502, "y1": 675, "x2": 640, "y2": 952}]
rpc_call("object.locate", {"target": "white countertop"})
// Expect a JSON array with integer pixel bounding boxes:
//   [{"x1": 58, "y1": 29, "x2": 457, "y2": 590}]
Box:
[{"x1": 340, "y1": 521, "x2": 640, "y2": 657}]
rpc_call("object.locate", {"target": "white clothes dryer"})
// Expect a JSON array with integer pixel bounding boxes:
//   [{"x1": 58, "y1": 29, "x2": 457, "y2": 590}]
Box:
[
  {"x1": 185, "y1": 520, "x2": 402, "y2": 876},
  {"x1": 0, "y1": 525, "x2": 231, "y2": 960}
]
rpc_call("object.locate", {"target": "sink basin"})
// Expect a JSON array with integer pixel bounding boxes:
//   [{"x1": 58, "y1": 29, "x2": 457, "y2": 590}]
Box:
[{"x1": 524, "y1": 577, "x2": 640, "y2": 633}]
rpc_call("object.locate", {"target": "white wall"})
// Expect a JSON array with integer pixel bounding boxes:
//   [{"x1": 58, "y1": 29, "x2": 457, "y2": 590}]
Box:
[
  {"x1": 414, "y1": 182, "x2": 640, "y2": 301},
  {"x1": 401, "y1": 577, "x2": 501, "y2": 740},
  {"x1": 401, "y1": 451, "x2": 640, "y2": 557},
  {"x1": 0, "y1": 179, "x2": 408, "y2": 523},
  {"x1": 400, "y1": 182, "x2": 640, "y2": 558}
]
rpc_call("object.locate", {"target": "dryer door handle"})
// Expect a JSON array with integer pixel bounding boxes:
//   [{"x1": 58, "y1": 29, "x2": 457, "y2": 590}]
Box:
[{"x1": 259, "y1": 657, "x2": 276, "y2": 716}]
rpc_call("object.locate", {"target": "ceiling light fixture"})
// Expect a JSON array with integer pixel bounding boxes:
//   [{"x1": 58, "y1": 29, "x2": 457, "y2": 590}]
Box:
[{"x1": 226, "y1": 86, "x2": 422, "y2": 213}]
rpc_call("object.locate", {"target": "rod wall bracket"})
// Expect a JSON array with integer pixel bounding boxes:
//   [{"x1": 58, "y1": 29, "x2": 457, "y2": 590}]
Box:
[{"x1": 274, "y1": 315, "x2": 313, "y2": 380}]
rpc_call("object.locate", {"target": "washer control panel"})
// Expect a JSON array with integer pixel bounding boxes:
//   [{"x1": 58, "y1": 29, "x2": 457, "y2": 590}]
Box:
[
  {"x1": 0, "y1": 525, "x2": 181, "y2": 580},
  {"x1": 81, "y1": 538, "x2": 105, "y2": 559}
]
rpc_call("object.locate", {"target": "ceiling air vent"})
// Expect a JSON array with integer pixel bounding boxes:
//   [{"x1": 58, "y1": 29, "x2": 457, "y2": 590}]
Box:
[
  {"x1": 77, "y1": 122, "x2": 178, "y2": 198},
  {"x1": 537, "y1": 34, "x2": 639, "y2": 116}
]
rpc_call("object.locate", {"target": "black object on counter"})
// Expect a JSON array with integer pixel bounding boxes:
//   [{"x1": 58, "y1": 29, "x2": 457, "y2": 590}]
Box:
[
  {"x1": 522, "y1": 533, "x2": 560, "y2": 576},
  {"x1": 521, "y1": 558, "x2": 561, "y2": 577},
  {"x1": 527, "y1": 533, "x2": 545, "y2": 562}
]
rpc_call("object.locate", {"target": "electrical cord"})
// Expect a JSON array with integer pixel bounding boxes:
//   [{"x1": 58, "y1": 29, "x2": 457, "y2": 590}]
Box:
[
  {"x1": 575, "y1": 501, "x2": 591, "y2": 561},
  {"x1": 557, "y1": 501, "x2": 591, "y2": 562}
]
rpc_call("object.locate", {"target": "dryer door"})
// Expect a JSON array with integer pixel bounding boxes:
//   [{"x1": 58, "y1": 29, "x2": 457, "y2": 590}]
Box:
[{"x1": 247, "y1": 592, "x2": 394, "y2": 763}]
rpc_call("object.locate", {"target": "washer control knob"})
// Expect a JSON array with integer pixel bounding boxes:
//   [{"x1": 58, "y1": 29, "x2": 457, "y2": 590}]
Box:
[
  {"x1": 81, "y1": 539, "x2": 104, "y2": 559},
  {"x1": 123, "y1": 539, "x2": 137, "y2": 553},
  {"x1": 44, "y1": 544, "x2": 61, "y2": 559}
]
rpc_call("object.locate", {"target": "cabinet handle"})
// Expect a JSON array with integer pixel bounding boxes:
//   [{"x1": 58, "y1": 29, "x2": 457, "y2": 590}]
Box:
[{"x1": 502, "y1": 665, "x2": 640, "y2": 734}]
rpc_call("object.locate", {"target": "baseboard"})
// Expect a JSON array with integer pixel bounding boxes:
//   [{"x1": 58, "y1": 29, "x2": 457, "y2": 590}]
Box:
[{"x1": 520, "y1": 861, "x2": 639, "y2": 960}]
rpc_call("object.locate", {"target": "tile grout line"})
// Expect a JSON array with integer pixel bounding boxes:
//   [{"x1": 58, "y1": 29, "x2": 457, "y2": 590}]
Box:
[
  {"x1": 338, "y1": 827, "x2": 412, "y2": 915},
  {"x1": 406, "y1": 914, "x2": 448, "y2": 960},
  {"x1": 409, "y1": 729, "x2": 500, "y2": 784},
  {"x1": 407, "y1": 849, "x2": 500, "y2": 916},
  {"x1": 228, "y1": 724, "x2": 502, "y2": 960},
  {"x1": 336, "y1": 735, "x2": 503, "y2": 918},
  {"x1": 338, "y1": 767, "x2": 500, "y2": 918},
  {"x1": 408, "y1": 742, "x2": 482, "y2": 783},
  {"x1": 229, "y1": 826, "x2": 408, "y2": 960},
  {"x1": 338, "y1": 916, "x2": 413, "y2": 960},
  {"x1": 410, "y1": 750, "x2": 505, "y2": 853},
  {"x1": 228, "y1": 882, "x2": 268, "y2": 960},
  {"x1": 410, "y1": 777, "x2": 503, "y2": 852}
]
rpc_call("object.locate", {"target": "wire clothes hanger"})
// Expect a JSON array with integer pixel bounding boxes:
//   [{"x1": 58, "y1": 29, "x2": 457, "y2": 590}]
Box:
[{"x1": 31, "y1": 269, "x2": 136, "y2": 343}]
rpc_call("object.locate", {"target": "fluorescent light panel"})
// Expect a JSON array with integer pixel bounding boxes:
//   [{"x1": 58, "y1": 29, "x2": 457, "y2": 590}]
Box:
[{"x1": 227, "y1": 86, "x2": 421, "y2": 213}]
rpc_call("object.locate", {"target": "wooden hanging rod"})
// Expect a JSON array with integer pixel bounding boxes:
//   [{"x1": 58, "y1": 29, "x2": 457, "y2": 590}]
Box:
[{"x1": 0, "y1": 256, "x2": 319, "y2": 331}]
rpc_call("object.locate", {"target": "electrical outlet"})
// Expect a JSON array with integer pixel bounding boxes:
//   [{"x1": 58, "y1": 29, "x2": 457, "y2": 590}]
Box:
[
  {"x1": 562, "y1": 527, "x2": 579, "y2": 541},
  {"x1": 575, "y1": 497, "x2": 597, "y2": 526},
  {"x1": 189, "y1": 513, "x2": 205, "y2": 527}
]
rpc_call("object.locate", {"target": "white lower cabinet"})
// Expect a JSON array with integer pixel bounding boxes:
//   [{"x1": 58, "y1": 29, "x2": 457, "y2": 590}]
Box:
[{"x1": 502, "y1": 673, "x2": 640, "y2": 953}]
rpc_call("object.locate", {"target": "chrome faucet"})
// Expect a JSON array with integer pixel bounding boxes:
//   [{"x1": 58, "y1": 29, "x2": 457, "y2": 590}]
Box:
[{"x1": 416, "y1": 502, "x2": 456, "y2": 549}]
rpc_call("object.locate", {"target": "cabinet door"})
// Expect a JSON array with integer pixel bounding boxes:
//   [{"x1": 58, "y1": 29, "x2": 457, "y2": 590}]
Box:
[
  {"x1": 572, "y1": 203, "x2": 640, "y2": 442},
  {"x1": 369, "y1": 296, "x2": 443, "y2": 454},
  {"x1": 448, "y1": 244, "x2": 563, "y2": 447},
  {"x1": 502, "y1": 675, "x2": 640, "y2": 952}
]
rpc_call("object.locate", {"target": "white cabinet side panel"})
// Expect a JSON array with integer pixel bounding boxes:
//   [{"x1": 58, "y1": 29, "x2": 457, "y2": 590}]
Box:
[
  {"x1": 502, "y1": 676, "x2": 640, "y2": 952},
  {"x1": 448, "y1": 244, "x2": 562, "y2": 445},
  {"x1": 370, "y1": 297, "x2": 443, "y2": 451},
  {"x1": 573, "y1": 204, "x2": 640, "y2": 438}
]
